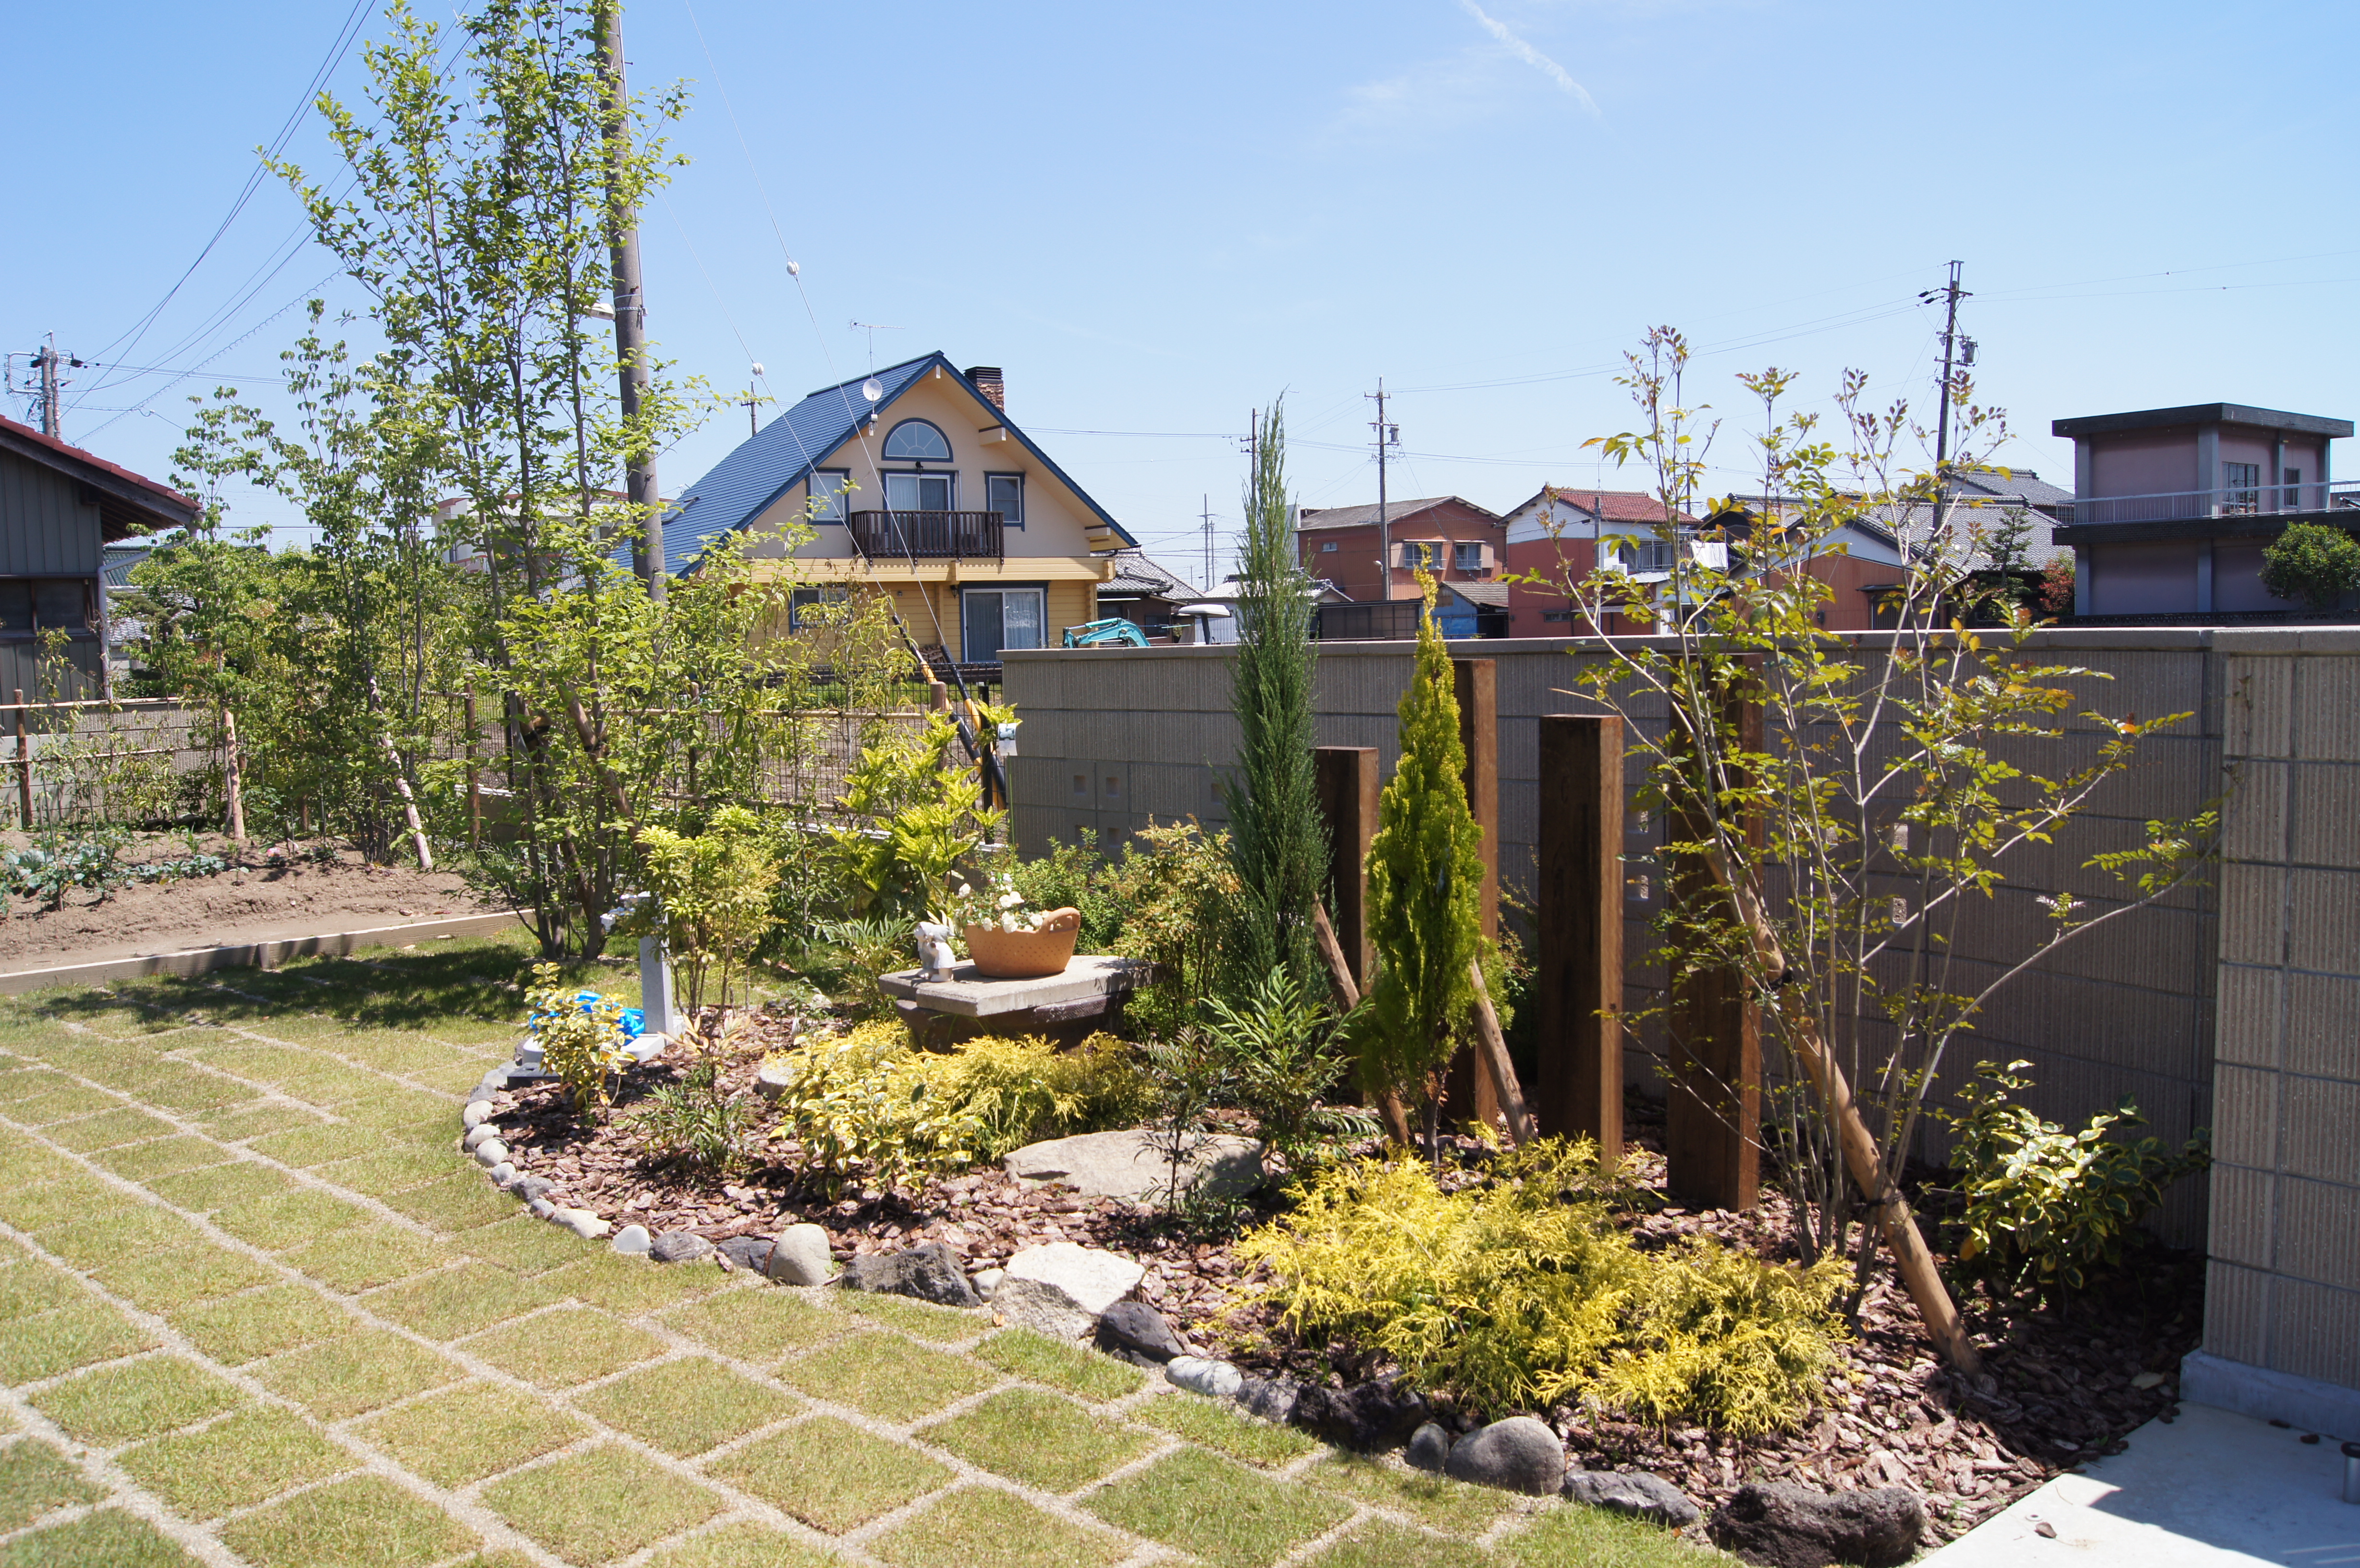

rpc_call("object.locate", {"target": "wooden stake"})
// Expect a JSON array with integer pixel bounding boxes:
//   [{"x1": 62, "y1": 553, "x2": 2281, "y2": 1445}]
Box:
[
  {"x1": 1313, "y1": 903, "x2": 1412, "y2": 1149},
  {"x1": 222, "y1": 707, "x2": 246, "y2": 844},
  {"x1": 1467, "y1": 958, "x2": 1533, "y2": 1145},
  {"x1": 12, "y1": 691, "x2": 28, "y2": 829},
  {"x1": 464, "y1": 685, "x2": 482, "y2": 849}
]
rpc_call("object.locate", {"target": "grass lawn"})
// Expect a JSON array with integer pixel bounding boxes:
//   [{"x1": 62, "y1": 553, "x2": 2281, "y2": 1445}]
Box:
[{"x1": 0, "y1": 933, "x2": 1716, "y2": 1568}]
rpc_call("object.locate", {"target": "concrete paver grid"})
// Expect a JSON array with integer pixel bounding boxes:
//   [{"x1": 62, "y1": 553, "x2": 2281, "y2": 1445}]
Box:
[{"x1": 0, "y1": 948, "x2": 1676, "y2": 1567}]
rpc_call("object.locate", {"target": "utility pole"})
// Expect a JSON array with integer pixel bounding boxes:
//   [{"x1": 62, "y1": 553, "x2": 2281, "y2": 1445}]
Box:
[
  {"x1": 1200, "y1": 493, "x2": 1214, "y2": 597},
  {"x1": 600, "y1": 1, "x2": 663, "y2": 603},
  {"x1": 1920, "y1": 260, "x2": 1972, "y2": 473},
  {"x1": 1367, "y1": 380, "x2": 1400, "y2": 599}
]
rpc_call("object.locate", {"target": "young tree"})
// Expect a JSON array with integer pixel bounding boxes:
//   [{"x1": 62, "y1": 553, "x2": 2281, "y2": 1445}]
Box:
[
  {"x1": 1362, "y1": 574, "x2": 1489, "y2": 1169},
  {"x1": 1559, "y1": 327, "x2": 2216, "y2": 1369},
  {"x1": 1222, "y1": 397, "x2": 1327, "y2": 993},
  {"x1": 2259, "y1": 521, "x2": 2360, "y2": 612}
]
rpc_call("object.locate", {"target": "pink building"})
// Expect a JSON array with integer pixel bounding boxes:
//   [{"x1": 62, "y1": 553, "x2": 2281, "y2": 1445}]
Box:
[{"x1": 2052, "y1": 403, "x2": 2354, "y2": 616}]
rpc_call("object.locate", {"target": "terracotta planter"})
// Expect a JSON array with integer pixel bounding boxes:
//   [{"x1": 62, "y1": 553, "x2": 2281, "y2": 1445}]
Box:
[{"x1": 961, "y1": 907, "x2": 1082, "y2": 979}]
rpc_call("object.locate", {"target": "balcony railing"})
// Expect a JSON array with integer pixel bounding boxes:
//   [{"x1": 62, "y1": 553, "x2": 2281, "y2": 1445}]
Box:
[
  {"x1": 847, "y1": 510, "x2": 1004, "y2": 562},
  {"x1": 2057, "y1": 480, "x2": 2360, "y2": 526}
]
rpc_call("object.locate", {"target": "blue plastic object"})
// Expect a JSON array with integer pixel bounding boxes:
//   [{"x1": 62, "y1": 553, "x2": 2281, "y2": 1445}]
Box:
[
  {"x1": 1061, "y1": 617, "x2": 1150, "y2": 648},
  {"x1": 528, "y1": 991, "x2": 643, "y2": 1042}
]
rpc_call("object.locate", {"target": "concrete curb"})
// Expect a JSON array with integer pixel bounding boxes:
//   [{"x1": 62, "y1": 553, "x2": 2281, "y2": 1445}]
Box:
[{"x1": 0, "y1": 908, "x2": 527, "y2": 994}]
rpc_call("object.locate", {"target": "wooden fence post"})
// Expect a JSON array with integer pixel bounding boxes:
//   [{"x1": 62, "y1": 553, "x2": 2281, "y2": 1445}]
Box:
[
  {"x1": 1450, "y1": 658, "x2": 1501, "y2": 1130},
  {"x1": 12, "y1": 691, "x2": 28, "y2": 830},
  {"x1": 1536, "y1": 714, "x2": 1623, "y2": 1163},
  {"x1": 1312, "y1": 746, "x2": 1379, "y2": 987},
  {"x1": 1664, "y1": 685, "x2": 1760, "y2": 1211},
  {"x1": 464, "y1": 685, "x2": 482, "y2": 849}
]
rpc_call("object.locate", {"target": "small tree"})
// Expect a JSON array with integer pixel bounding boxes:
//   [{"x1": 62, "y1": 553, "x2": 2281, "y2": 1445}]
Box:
[
  {"x1": 2259, "y1": 521, "x2": 2360, "y2": 612},
  {"x1": 1363, "y1": 575, "x2": 1489, "y2": 1168},
  {"x1": 631, "y1": 805, "x2": 779, "y2": 1025},
  {"x1": 1222, "y1": 396, "x2": 1327, "y2": 994}
]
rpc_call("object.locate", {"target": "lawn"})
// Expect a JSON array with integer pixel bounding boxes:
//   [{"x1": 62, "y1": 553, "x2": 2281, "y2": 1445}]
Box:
[{"x1": 0, "y1": 932, "x2": 1711, "y2": 1567}]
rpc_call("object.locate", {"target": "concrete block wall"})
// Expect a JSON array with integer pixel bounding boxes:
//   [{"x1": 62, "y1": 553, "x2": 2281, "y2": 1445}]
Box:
[{"x1": 1005, "y1": 630, "x2": 2360, "y2": 1415}]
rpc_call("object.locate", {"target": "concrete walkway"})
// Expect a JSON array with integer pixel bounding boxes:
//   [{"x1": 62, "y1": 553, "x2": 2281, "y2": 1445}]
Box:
[{"x1": 1923, "y1": 1402, "x2": 2359, "y2": 1568}]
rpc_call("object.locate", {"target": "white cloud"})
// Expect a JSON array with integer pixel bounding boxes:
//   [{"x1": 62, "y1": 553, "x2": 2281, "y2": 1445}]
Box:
[{"x1": 1455, "y1": 0, "x2": 1602, "y2": 117}]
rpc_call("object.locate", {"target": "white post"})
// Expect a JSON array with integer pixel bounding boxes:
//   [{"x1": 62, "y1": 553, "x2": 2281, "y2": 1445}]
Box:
[{"x1": 639, "y1": 934, "x2": 678, "y2": 1039}]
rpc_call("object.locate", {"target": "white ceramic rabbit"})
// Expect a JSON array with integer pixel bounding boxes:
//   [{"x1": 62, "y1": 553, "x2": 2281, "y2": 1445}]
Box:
[{"x1": 915, "y1": 921, "x2": 957, "y2": 982}]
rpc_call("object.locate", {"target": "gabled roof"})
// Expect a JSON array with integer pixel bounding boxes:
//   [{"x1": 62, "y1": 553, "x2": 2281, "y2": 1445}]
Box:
[
  {"x1": 1099, "y1": 551, "x2": 1203, "y2": 601},
  {"x1": 1295, "y1": 496, "x2": 1500, "y2": 533},
  {"x1": 1506, "y1": 486, "x2": 1687, "y2": 525},
  {"x1": 0, "y1": 416, "x2": 200, "y2": 539},
  {"x1": 659, "y1": 351, "x2": 1133, "y2": 576}
]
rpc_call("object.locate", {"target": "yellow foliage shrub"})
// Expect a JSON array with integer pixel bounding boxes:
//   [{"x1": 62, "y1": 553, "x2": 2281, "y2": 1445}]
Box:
[
  {"x1": 1238, "y1": 1139, "x2": 1846, "y2": 1433},
  {"x1": 909, "y1": 1032, "x2": 1158, "y2": 1160}
]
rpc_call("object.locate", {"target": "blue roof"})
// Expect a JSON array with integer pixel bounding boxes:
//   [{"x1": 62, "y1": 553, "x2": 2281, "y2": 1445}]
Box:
[{"x1": 652, "y1": 351, "x2": 1134, "y2": 576}]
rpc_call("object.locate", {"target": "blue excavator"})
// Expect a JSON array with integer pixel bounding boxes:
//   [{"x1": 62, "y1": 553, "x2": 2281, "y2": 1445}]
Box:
[{"x1": 1060, "y1": 617, "x2": 1150, "y2": 649}]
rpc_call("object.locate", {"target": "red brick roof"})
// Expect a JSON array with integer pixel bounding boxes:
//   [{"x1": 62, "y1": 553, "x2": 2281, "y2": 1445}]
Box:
[{"x1": 0, "y1": 415, "x2": 200, "y2": 531}]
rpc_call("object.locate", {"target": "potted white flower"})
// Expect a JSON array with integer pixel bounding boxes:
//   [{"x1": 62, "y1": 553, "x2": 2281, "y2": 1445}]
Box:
[{"x1": 945, "y1": 874, "x2": 1081, "y2": 979}]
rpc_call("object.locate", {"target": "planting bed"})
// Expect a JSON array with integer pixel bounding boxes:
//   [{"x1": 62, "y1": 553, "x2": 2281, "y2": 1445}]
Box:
[
  {"x1": 493, "y1": 1019, "x2": 2206, "y2": 1550},
  {"x1": 0, "y1": 835, "x2": 490, "y2": 972}
]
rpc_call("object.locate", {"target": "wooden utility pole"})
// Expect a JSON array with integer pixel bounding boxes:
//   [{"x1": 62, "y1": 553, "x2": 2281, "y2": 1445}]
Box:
[
  {"x1": 1536, "y1": 714, "x2": 1623, "y2": 1161},
  {"x1": 600, "y1": 0, "x2": 664, "y2": 602}
]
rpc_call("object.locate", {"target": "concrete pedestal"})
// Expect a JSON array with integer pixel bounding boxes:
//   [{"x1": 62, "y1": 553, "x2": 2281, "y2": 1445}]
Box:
[{"x1": 879, "y1": 955, "x2": 1144, "y2": 1045}]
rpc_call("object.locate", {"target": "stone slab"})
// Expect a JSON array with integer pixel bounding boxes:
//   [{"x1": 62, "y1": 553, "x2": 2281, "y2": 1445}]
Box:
[
  {"x1": 1005, "y1": 1241, "x2": 1143, "y2": 1317},
  {"x1": 1005, "y1": 1128, "x2": 1263, "y2": 1204},
  {"x1": 878, "y1": 954, "x2": 1144, "y2": 1018},
  {"x1": 0, "y1": 909, "x2": 527, "y2": 994}
]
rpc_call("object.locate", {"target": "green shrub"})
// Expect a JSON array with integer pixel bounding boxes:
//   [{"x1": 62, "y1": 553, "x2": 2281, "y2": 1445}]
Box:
[
  {"x1": 764, "y1": 1021, "x2": 983, "y2": 1196},
  {"x1": 1004, "y1": 832, "x2": 1126, "y2": 954},
  {"x1": 2259, "y1": 521, "x2": 2360, "y2": 611},
  {"x1": 828, "y1": 713, "x2": 1001, "y2": 919},
  {"x1": 630, "y1": 1062, "x2": 757, "y2": 1174},
  {"x1": 525, "y1": 964, "x2": 632, "y2": 1118},
  {"x1": 913, "y1": 1032, "x2": 1157, "y2": 1161},
  {"x1": 1200, "y1": 969, "x2": 1373, "y2": 1175},
  {"x1": 1939, "y1": 1059, "x2": 2211, "y2": 1298},
  {"x1": 627, "y1": 805, "x2": 779, "y2": 1018},
  {"x1": 1238, "y1": 1140, "x2": 1846, "y2": 1433}
]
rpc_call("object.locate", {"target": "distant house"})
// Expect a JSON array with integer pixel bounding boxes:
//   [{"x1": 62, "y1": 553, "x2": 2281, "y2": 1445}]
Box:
[
  {"x1": 2048, "y1": 403, "x2": 2353, "y2": 616},
  {"x1": 1095, "y1": 551, "x2": 1205, "y2": 642},
  {"x1": 1294, "y1": 495, "x2": 1504, "y2": 605},
  {"x1": 0, "y1": 417, "x2": 198, "y2": 697},
  {"x1": 1498, "y1": 487, "x2": 1692, "y2": 636},
  {"x1": 659, "y1": 355, "x2": 1134, "y2": 670}
]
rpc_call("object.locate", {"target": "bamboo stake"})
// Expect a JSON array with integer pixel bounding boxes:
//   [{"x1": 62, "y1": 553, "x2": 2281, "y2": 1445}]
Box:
[
  {"x1": 1703, "y1": 844, "x2": 1981, "y2": 1374},
  {"x1": 222, "y1": 707, "x2": 246, "y2": 844},
  {"x1": 1467, "y1": 960, "x2": 1534, "y2": 1146},
  {"x1": 1313, "y1": 904, "x2": 1413, "y2": 1148}
]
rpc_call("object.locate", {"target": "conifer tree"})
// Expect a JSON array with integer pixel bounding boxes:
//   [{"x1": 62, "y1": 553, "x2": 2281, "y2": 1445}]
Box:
[
  {"x1": 1223, "y1": 397, "x2": 1327, "y2": 992},
  {"x1": 1363, "y1": 573, "x2": 1487, "y2": 1167}
]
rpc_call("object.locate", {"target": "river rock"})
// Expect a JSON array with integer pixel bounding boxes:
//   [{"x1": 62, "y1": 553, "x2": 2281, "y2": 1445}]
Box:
[
  {"x1": 1564, "y1": 1470, "x2": 1700, "y2": 1528},
  {"x1": 1237, "y1": 1376, "x2": 1301, "y2": 1425},
  {"x1": 716, "y1": 1235, "x2": 774, "y2": 1273},
  {"x1": 1095, "y1": 1301, "x2": 1186, "y2": 1365},
  {"x1": 1166, "y1": 1356, "x2": 1244, "y2": 1399},
  {"x1": 971, "y1": 1267, "x2": 1005, "y2": 1299},
  {"x1": 755, "y1": 1059, "x2": 794, "y2": 1101},
  {"x1": 512, "y1": 1176, "x2": 551, "y2": 1204},
  {"x1": 462, "y1": 1101, "x2": 496, "y2": 1129},
  {"x1": 1444, "y1": 1416, "x2": 1565, "y2": 1496},
  {"x1": 842, "y1": 1241, "x2": 980, "y2": 1307},
  {"x1": 559, "y1": 1209, "x2": 610, "y2": 1240},
  {"x1": 1407, "y1": 1422, "x2": 1455, "y2": 1473},
  {"x1": 610, "y1": 1224, "x2": 651, "y2": 1255},
  {"x1": 1005, "y1": 1242, "x2": 1143, "y2": 1317},
  {"x1": 1291, "y1": 1376, "x2": 1428, "y2": 1452},
  {"x1": 764, "y1": 1224, "x2": 833, "y2": 1286},
  {"x1": 649, "y1": 1231, "x2": 713, "y2": 1264},
  {"x1": 1708, "y1": 1483, "x2": 1924, "y2": 1568},
  {"x1": 472, "y1": 1139, "x2": 509, "y2": 1168},
  {"x1": 994, "y1": 1276, "x2": 1096, "y2": 1340},
  {"x1": 463, "y1": 1122, "x2": 501, "y2": 1150},
  {"x1": 1005, "y1": 1128, "x2": 1264, "y2": 1203}
]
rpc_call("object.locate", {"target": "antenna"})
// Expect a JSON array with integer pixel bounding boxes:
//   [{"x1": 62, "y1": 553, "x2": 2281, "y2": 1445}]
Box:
[{"x1": 849, "y1": 321, "x2": 903, "y2": 403}]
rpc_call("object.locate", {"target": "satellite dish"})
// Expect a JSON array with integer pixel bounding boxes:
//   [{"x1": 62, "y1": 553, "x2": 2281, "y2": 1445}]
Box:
[{"x1": 862, "y1": 376, "x2": 884, "y2": 403}]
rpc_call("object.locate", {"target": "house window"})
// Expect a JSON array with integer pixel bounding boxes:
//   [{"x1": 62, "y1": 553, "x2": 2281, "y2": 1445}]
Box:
[
  {"x1": 2222, "y1": 462, "x2": 2261, "y2": 514},
  {"x1": 1320, "y1": 541, "x2": 1338, "y2": 553},
  {"x1": 885, "y1": 471, "x2": 955, "y2": 513},
  {"x1": 1541, "y1": 609, "x2": 1573, "y2": 623},
  {"x1": 1452, "y1": 541, "x2": 1486, "y2": 573},
  {"x1": 883, "y1": 419, "x2": 951, "y2": 463},
  {"x1": 0, "y1": 580, "x2": 87, "y2": 633},
  {"x1": 788, "y1": 584, "x2": 848, "y2": 629},
  {"x1": 1399, "y1": 542, "x2": 1439, "y2": 569},
  {"x1": 808, "y1": 469, "x2": 851, "y2": 524},
  {"x1": 1610, "y1": 537, "x2": 1674, "y2": 573},
  {"x1": 984, "y1": 473, "x2": 1024, "y2": 529},
  {"x1": 961, "y1": 588, "x2": 1044, "y2": 663},
  {"x1": 2283, "y1": 467, "x2": 2304, "y2": 509}
]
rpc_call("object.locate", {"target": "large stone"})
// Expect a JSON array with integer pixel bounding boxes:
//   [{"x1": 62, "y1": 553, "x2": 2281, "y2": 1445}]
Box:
[
  {"x1": 611, "y1": 1224, "x2": 652, "y2": 1256},
  {"x1": 1291, "y1": 1376, "x2": 1428, "y2": 1452},
  {"x1": 1564, "y1": 1470, "x2": 1700, "y2": 1528},
  {"x1": 994, "y1": 1276, "x2": 1096, "y2": 1340},
  {"x1": 1005, "y1": 1128, "x2": 1264, "y2": 1204},
  {"x1": 1096, "y1": 1301, "x2": 1186, "y2": 1365},
  {"x1": 754, "y1": 1060, "x2": 794, "y2": 1101},
  {"x1": 1237, "y1": 1377, "x2": 1301, "y2": 1425},
  {"x1": 462, "y1": 1101, "x2": 495, "y2": 1129},
  {"x1": 559, "y1": 1209, "x2": 611, "y2": 1240},
  {"x1": 1005, "y1": 1242, "x2": 1144, "y2": 1317},
  {"x1": 842, "y1": 1241, "x2": 981, "y2": 1308},
  {"x1": 1708, "y1": 1483, "x2": 1924, "y2": 1568},
  {"x1": 716, "y1": 1235, "x2": 774, "y2": 1273},
  {"x1": 1166, "y1": 1356, "x2": 1244, "y2": 1399},
  {"x1": 1444, "y1": 1416, "x2": 1565, "y2": 1496},
  {"x1": 473, "y1": 1139, "x2": 509, "y2": 1168},
  {"x1": 1406, "y1": 1422, "x2": 1454, "y2": 1474},
  {"x1": 463, "y1": 1122, "x2": 501, "y2": 1150},
  {"x1": 650, "y1": 1231, "x2": 714, "y2": 1264},
  {"x1": 764, "y1": 1224, "x2": 833, "y2": 1286}
]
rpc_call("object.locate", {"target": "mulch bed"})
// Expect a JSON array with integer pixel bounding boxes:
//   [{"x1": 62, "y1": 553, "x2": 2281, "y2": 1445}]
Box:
[{"x1": 486, "y1": 1012, "x2": 2204, "y2": 1545}]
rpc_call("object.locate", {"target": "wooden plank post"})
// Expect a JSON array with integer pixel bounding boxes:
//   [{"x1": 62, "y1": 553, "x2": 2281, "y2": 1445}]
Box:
[
  {"x1": 1536, "y1": 714, "x2": 1623, "y2": 1163},
  {"x1": 12, "y1": 691, "x2": 28, "y2": 829},
  {"x1": 1312, "y1": 746, "x2": 1379, "y2": 987},
  {"x1": 1450, "y1": 658, "x2": 1502, "y2": 1130},
  {"x1": 1664, "y1": 684, "x2": 1760, "y2": 1211}
]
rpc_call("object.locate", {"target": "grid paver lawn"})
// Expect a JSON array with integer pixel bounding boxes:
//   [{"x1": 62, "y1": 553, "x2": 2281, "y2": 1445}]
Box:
[{"x1": 0, "y1": 940, "x2": 1710, "y2": 1568}]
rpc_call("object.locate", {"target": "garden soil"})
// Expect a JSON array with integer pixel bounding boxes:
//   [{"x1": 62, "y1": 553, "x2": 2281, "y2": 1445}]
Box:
[{"x1": 0, "y1": 835, "x2": 495, "y2": 971}]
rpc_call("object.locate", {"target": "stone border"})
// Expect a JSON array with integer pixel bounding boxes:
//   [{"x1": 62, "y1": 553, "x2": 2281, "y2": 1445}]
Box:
[{"x1": 0, "y1": 910, "x2": 527, "y2": 995}]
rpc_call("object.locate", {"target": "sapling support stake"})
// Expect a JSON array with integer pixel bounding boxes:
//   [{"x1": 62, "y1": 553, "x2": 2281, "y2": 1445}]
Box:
[
  {"x1": 1315, "y1": 903, "x2": 1412, "y2": 1147},
  {"x1": 222, "y1": 705, "x2": 246, "y2": 844},
  {"x1": 368, "y1": 676, "x2": 433, "y2": 870},
  {"x1": 1468, "y1": 958, "x2": 1533, "y2": 1145}
]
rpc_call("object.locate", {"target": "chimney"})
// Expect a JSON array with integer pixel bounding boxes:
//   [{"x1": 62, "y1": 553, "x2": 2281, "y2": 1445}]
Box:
[{"x1": 965, "y1": 366, "x2": 1005, "y2": 412}]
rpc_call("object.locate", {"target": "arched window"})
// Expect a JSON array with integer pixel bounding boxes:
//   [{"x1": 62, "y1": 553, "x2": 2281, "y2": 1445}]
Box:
[{"x1": 883, "y1": 419, "x2": 951, "y2": 463}]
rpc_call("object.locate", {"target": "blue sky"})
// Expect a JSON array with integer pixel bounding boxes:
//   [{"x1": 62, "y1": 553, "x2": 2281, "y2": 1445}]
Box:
[{"x1": 14, "y1": 0, "x2": 2359, "y2": 582}]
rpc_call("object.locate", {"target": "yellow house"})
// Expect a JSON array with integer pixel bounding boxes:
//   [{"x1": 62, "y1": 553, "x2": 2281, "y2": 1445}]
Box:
[{"x1": 662, "y1": 353, "x2": 1133, "y2": 664}]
